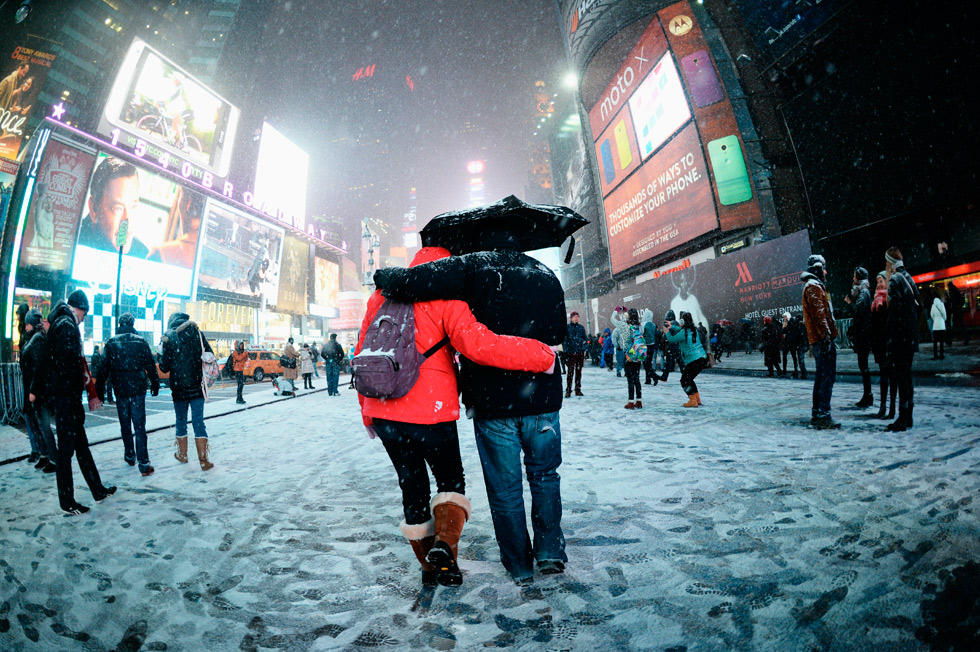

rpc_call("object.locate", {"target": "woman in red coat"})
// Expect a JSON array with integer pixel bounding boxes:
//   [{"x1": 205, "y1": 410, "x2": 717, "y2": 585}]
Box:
[
  {"x1": 232, "y1": 341, "x2": 249, "y2": 404},
  {"x1": 357, "y1": 247, "x2": 556, "y2": 588}
]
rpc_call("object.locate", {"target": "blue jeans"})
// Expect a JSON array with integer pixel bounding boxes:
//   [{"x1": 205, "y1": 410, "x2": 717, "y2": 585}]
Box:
[
  {"x1": 615, "y1": 348, "x2": 625, "y2": 373},
  {"x1": 797, "y1": 346, "x2": 808, "y2": 378},
  {"x1": 24, "y1": 402, "x2": 41, "y2": 454},
  {"x1": 326, "y1": 360, "x2": 341, "y2": 394},
  {"x1": 473, "y1": 411, "x2": 566, "y2": 580},
  {"x1": 174, "y1": 398, "x2": 207, "y2": 439},
  {"x1": 812, "y1": 343, "x2": 836, "y2": 418},
  {"x1": 25, "y1": 402, "x2": 56, "y2": 458},
  {"x1": 117, "y1": 394, "x2": 150, "y2": 471}
]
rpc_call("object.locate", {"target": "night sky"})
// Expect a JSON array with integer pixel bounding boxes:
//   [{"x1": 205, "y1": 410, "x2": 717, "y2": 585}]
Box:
[{"x1": 218, "y1": 0, "x2": 570, "y2": 233}]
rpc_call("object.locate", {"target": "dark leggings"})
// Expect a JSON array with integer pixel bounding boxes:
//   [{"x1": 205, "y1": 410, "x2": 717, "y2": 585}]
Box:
[
  {"x1": 680, "y1": 357, "x2": 708, "y2": 396},
  {"x1": 624, "y1": 361, "x2": 642, "y2": 400},
  {"x1": 878, "y1": 363, "x2": 897, "y2": 411},
  {"x1": 374, "y1": 419, "x2": 465, "y2": 525}
]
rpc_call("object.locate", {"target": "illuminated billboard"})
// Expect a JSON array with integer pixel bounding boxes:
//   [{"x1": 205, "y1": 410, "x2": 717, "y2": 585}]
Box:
[
  {"x1": 254, "y1": 122, "x2": 308, "y2": 231},
  {"x1": 312, "y1": 256, "x2": 340, "y2": 317},
  {"x1": 18, "y1": 140, "x2": 95, "y2": 273},
  {"x1": 71, "y1": 153, "x2": 205, "y2": 298},
  {"x1": 97, "y1": 38, "x2": 239, "y2": 178},
  {"x1": 586, "y1": 2, "x2": 761, "y2": 275},
  {"x1": 1, "y1": 38, "x2": 57, "y2": 160},
  {"x1": 194, "y1": 199, "x2": 284, "y2": 305}
]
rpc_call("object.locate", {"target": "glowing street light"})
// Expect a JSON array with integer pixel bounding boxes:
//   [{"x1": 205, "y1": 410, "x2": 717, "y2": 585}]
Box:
[{"x1": 563, "y1": 71, "x2": 578, "y2": 89}]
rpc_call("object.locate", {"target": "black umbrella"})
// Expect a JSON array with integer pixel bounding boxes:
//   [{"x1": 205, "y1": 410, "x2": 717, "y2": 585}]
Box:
[{"x1": 419, "y1": 195, "x2": 588, "y2": 258}]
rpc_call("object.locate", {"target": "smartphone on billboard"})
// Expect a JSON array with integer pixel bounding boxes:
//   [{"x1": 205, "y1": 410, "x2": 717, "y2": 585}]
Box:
[
  {"x1": 600, "y1": 139, "x2": 616, "y2": 184},
  {"x1": 681, "y1": 50, "x2": 725, "y2": 108},
  {"x1": 707, "y1": 136, "x2": 753, "y2": 205},
  {"x1": 97, "y1": 38, "x2": 240, "y2": 178},
  {"x1": 614, "y1": 120, "x2": 632, "y2": 169}
]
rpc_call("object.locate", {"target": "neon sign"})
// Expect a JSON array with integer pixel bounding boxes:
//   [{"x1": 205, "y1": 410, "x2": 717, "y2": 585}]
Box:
[
  {"x1": 467, "y1": 160, "x2": 485, "y2": 175},
  {"x1": 353, "y1": 65, "x2": 376, "y2": 81},
  {"x1": 46, "y1": 108, "x2": 346, "y2": 254}
]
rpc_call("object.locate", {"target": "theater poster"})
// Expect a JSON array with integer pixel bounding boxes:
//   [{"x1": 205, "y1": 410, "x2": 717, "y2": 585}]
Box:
[{"x1": 0, "y1": 39, "x2": 56, "y2": 160}]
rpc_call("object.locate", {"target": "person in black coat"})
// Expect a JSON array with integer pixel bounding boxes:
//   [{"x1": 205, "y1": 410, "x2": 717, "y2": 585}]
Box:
[
  {"x1": 160, "y1": 311, "x2": 214, "y2": 469},
  {"x1": 96, "y1": 313, "x2": 160, "y2": 476},
  {"x1": 321, "y1": 333, "x2": 345, "y2": 396},
  {"x1": 870, "y1": 271, "x2": 896, "y2": 419},
  {"x1": 564, "y1": 311, "x2": 587, "y2": 397},
  {"x1": 91, "y1": 345, "x2": 113, "y2": 403},
  {"x1": 762, "y1": 316, "x2": 782, "y2": 377},
  {"x1": 884, "y1": 247, "x2": 922, "y2": 431},
  {"x1": 848, "y1": 267, "x2": 874, "y2": 407},
  {"x1": 21, "y1": 310, "x2": 58, "y2": 472},
  {"x1": 31, "y1": 291, "x2": 115, "y2": 514},
  {"x1": 374, "y1": 238, "x2": 567, "y2": 583}
]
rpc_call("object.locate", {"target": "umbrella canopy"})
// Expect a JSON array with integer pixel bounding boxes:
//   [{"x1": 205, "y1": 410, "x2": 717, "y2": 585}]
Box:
[
  {"x1": 419, "y1": 195, "x2": 588, "y2": 255},
  {"x1": 715, "y1": 319, "x2": 734, "y2": 326}
]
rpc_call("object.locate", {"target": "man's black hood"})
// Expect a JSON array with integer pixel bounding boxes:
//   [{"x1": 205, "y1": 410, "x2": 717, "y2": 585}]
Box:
[{"x1": 48, "y1": 301, "x2": 76, "y2": 327}]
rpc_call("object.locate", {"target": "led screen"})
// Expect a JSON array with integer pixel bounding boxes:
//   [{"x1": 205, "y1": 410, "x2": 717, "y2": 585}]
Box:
[
  {"x1": 98, "y1": 38, "x2": 239, "y2": 177},
  {"x1": 194, "y1": 199, "x2": 284, "y2": 305},
  {"x1": 71, "y1": 153, "x2": 205, "y2": 298},
  {"x1": 314, "y1": 257, "x2": 339, "y2": 309},
  {"x1": 628, "y1": 53, "x2": 691, "y2": 160},
  {"x1": 254, "y1": 122, "x2": 308, "y2": 231}
]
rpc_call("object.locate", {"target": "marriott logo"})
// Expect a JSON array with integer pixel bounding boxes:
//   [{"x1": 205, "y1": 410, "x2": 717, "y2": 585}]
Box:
[{"x1": 734, "y1": 261, "x2": 753, "y2": 287}]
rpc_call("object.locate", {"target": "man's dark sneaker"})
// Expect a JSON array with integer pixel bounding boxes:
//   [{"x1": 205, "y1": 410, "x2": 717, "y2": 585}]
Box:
[
  {"x1": 34, "y1": 456, "x2": 48, "y2": 470},
  {"x1": 564, "y1": 389, "x2": 571, "y2": 398},
  {"x1": 575, "y1": 390, "x2": 584, "y2": 397},
  {"x1": 93, "y1": 486, "x2": 117, "y2": 502},
  {"x1": 810, "y1": 416, "x2": 841, "y2": 430},
  {"x1": 27, "y1": 451, "x2": 40, "y2": 464},
  {"x1": 41, "y1": 461, "x2": 57, "y2": 473},
  {"x1": 62, "y1": 502, "x2": 90, "y2": 515},
  {"x1": 236, "y1": 398, "x2": 246, "y2": 404},
  {"x1": 538, "y1": 560, "x2": 565, "y2": 575},
  {"x1": 855, "y1": 395, "x2": 874, "y2": 408},
  {"x1": 140, "y1": 466, "x2": 155, "y2": 477},
  {"x1": 124, "y1": 456, "x2": 136, "y2": 466}
]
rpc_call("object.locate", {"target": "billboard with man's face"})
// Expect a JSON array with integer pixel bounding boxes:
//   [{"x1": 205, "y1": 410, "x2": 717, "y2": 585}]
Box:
[
  {"x1": 71, "y1": 153, "x2": 205, "y2": 298},
  {"x1": 97, "y1": 38, "x2": 239, "y2": 179}
]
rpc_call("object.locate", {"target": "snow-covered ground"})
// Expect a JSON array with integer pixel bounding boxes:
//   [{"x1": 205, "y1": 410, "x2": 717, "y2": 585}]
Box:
[{"x1": 1, "y1": 367, "x2": 978, "y2": 651}]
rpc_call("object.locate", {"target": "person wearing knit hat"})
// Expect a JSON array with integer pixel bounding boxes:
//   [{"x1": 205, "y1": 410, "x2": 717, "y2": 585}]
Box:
[
  {"x1": 870, "y1": 271, "x2": 897, "y2": 419},
  {"x1": 19, "y1": 309, "x2": 45, "y2": 465},
  {"x1": 883, "y1": 246, "x2": 922, "y2": 431},
  {"x1": 564, "y1": 311, "x2": 587, "y2": 398},
  {"x1": 801, "y1": 253, "x2": 840, "y2": 429},
  {"x1": 849, "y1": 266, "x2": 874, "y2": 408},
  {"x1": 30, "y1": 295, "x2": 116, "y2": 514}
]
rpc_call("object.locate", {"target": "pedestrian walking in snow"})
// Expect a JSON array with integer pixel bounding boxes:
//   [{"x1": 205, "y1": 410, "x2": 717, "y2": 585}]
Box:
[
  {"x1": 280, "y1": 338, "x2": 300, "y2": 396},
  {"x1": 363, "y1": 247, "x2": 557, "y2": 587},
  {"x1": 780, "y1": 313, "x2": 799, "y2": 378},
  {"x1": 884, "y1": 246, "x2": 922, "y2": 432},
  {"x1": 31, "y1": 291, "x2": 116, "y2": 514},
  {"x1": 601, "y1": 328, "x2": 614, "y2": 370},
  {"x1": 870, "y1": 271, "x2": 897, "y2": 419},
  {"x1": 95, "y1": 313, "x2": 160, "y2": 476},
  {"x1": 232, "y1": 340, "x2": 249, "y2": 404},
  {"x1": 623, "y1": 309, "x2": 646, "y2": 409},
  {"x1": 664, "y1": 311, "x2": 707, "y2": 407},
  {"x1": 658, "y1": 310, "x2": 684, "y2": 383},
  {"x1": 930, "y1": 293, "x2": 947, "y2": 360},
  {"x1": 801, "y1": 254, "x2": 840, "y2": 429},
  {"x1": 848, "y1": 267, "x2": 874, "y2": 407},
  {"x1": 793, "y1": 315, "x2": 809, "y2": 380},
  {"x1": 641, "y1": 310, "x2": 660, "y2": 384},
  {"x1": 762, "y1": 316, "x2": 781, "y2": 377},
  {"x1": 310, "y1": 342, "x2": 321, "y2": 378},
  {"x1": 946, "y1": 281, "x2": 968, "y2": 345},
  {"x1": 564, "y1": 311, "x2": 587, "y2": 397},
  {"x1": 20, "y1": 309, "x2": 57, "y2": 471},
  {"x1": 611, "y1": 306, "x2": 629, "y2": 377},
  {"x1": 160, "y1": 311, "x2": 215, "y2": 470},
  {"x1": 375, "y1": 234, "x2": 569, "y2": 585},
  {"x1": 300, "y1": 344, "x2": 316, "y2": 389},
  {"x1": 91, "y1": 345, "x2": 114, "y2": 403},
  {"x1": 322, "y1": 334, "x2": 344, "y2": 396}
]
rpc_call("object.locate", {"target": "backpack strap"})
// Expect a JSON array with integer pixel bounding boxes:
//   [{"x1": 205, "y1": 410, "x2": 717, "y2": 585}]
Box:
[{"x1": 422, "y1": 336, "x2": 450, "y2": 359}]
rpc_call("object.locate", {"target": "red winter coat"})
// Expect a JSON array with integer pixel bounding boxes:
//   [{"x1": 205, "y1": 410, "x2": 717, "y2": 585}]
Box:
[{"x1": 357, "y1": 247, "x2": 556, "y2": 427}]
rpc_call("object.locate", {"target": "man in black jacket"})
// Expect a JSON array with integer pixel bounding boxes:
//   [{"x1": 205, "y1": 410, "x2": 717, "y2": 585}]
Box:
[
  {"x1": 321, "y1": 333, "x2": 345, "y2": 396},
  {"x1": 96, "y1": 313, "x2": 160, "y2": 476},
  {"x1": 375, "y1": 241, "x2": 567, "y2": 583},
  {"x1": 564, "y1": 312, "x2": 587, "y2": 398},
  {"x1": 849, "y1": 267, "x2": 874, "y2": 407},
  {"x1": 21, "y1": 310, "x2": 58, "y2": 473},
  {"x1": 884, "y1": 247, "x2": 922, "y2": 432},
  {"x1": 31, "y1": 291, "x2": 115, "y2": 514},
  {"x1": 160, "y1": 312, "x2": 214, "y2": 470}
]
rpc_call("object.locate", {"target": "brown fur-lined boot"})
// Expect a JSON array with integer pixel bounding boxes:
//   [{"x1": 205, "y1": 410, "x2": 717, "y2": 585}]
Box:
[
  {"x1": 682, "y1": 394, "x2": 698, "y2": 408},
  {"x1": 174, "y1": 437, "x2": 188, "y2": 463},
  {"x1": 426, "y1": 493, "x2": 471, "y2": 586},
  {"x1": 195, "y1": 438, "x2": 214, "y2": 471},
  {"x1": 401, "y1": 519, "x2": 437, "y2": 587}
]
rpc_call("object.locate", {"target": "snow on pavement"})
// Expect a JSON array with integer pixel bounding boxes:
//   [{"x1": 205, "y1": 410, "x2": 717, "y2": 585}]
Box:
[{"x1": 1, "y1": 367, "x2": 978, "y2": 651}]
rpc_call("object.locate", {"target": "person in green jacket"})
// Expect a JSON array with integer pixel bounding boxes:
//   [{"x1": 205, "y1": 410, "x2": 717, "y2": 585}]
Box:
[{"x1": 663, "y1": 311, "x2": 708, "y2": 407}]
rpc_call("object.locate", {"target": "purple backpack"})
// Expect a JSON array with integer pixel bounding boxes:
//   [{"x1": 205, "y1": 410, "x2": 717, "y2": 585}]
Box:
[{"x1": 353, "y1": 299, "x2": 448, "y2": 399}]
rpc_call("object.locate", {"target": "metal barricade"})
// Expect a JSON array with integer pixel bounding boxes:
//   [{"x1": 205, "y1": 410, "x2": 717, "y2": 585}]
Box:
[
  {"x1": 835, "y1": 318, "x2": 853, "y2": 350},
  {"x1": 1, "y1": 363, "x2": 25, "y2": 425}
]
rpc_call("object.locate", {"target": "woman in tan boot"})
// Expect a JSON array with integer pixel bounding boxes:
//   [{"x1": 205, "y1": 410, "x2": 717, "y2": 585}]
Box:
[
  {"x1": 355, "y1": 247, "x2": 557, "y2": 588},
  {"x1": 664, "y1": 311, "x2": 708, "y2": 408}
]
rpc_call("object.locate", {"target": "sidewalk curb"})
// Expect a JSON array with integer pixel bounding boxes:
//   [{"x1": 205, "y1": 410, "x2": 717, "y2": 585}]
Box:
[
  {"x1": 702, "y1": 365, "x2": 980, "y2": 386},
  {"x1": 0, "y1": 385, "x2": 334, "y2": 468}
]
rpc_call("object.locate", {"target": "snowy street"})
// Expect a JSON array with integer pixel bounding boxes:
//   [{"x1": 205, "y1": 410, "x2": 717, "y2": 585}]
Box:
[{"x1": 1, "y1": 366, "x2": 979, "y2": 651}]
